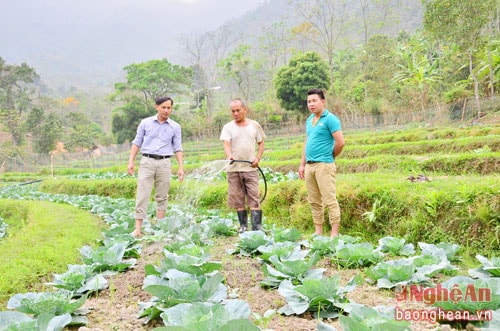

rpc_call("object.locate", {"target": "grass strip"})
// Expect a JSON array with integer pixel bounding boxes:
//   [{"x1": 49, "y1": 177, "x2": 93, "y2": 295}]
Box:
[{"x1": 0, "y1": 199, "x2": 103, "y2": 308}]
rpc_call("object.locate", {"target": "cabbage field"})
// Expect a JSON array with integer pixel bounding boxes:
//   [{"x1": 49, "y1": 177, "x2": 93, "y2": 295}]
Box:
[{"x1": 0, "y1": 123, "x2": 499, "y2": 330}]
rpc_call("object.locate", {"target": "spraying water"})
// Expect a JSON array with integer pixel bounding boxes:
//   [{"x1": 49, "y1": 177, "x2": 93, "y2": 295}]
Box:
[
  {"x1": 172, "y1": 160, "x2": 231, "y2": 207},
  {"x1": 173, "y1": 159, "x2": 267, "y2": 207},
  {"x1": 187, "y1": 160, "x2": 231, "y2": 181}
]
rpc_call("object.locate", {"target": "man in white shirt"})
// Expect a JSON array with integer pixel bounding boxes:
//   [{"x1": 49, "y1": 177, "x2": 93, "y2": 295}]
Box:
[{"x1": 220, "y1": 98, "x2": 266, "y2": 232}]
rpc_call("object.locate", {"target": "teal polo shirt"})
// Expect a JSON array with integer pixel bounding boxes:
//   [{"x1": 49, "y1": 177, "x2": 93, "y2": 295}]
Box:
[{"x1": 305, "y1": 109, "x2": 342, "y2": 163}]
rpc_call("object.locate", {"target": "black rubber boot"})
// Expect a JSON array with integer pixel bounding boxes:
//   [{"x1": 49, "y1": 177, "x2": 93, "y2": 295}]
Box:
[
  {"x1": 251, "y1": 210, "x2": 263, "y2": 231},
  {"x1": 237, "y1": 210, "x2": 248, "y2": 233}
]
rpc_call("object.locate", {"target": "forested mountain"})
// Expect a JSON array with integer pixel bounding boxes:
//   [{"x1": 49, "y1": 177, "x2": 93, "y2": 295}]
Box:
[
  {"x1": 0, "y1": 0, "x2": 263, "y2": 94},
  {"x1": 3, "y1": 0, "x2": 498, "y2": 160},
  {"x1": 231, "y1": 0, "x2": 423, "y2": 48},
  {"x1": 1, "y1": 0, "x2": 424, "y2": 94}
]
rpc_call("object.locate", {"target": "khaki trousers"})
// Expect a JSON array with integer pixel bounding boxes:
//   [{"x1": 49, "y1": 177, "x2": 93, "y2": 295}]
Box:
[
  {"x1": 134, "y1": 156, "x2": 171, "y2": 220},
  {"x1": 305, "y1": 162, "x2": 340, "y2": 225}
]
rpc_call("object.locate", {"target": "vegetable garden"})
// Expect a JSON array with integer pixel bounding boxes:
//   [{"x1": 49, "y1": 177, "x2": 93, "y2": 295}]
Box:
[{"x1": 0, "y1": 122, "x2": 499, "y2": 330}]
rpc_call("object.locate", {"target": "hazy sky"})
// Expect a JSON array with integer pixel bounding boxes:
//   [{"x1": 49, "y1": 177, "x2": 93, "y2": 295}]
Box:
[
  {"x1": 0, "y1": 0, "x2": 266, "y2": 87},
  {"x1": 0, "y1": 0, "x2": 264, "y2": 57}
]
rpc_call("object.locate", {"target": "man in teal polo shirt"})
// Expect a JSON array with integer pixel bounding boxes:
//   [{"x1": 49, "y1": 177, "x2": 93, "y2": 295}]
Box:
[{"x1": 299, "y1": 88, "x2": 345, "y2": 237}]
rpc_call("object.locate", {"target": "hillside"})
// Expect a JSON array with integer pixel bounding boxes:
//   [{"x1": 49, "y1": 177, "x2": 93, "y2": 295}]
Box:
[{"x1": 0, "y1": 0, "x2": 423, "y2": 94}]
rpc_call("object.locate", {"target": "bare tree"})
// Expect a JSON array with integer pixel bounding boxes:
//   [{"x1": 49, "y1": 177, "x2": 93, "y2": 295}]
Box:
[
  {"x1": 423, "y1": 0, "x2": 496, "y2": 114},
  {"x1": 178, "y1": 25, "x2": 232, "y2": 120},
  {"x1": 259, "y1": 21, "x2": 292, "y2": 73},
  {"x1": 358, "y1": 0, "x2": 400, "y2": 45},
  {"x1": 358, "y1": 0, "x2": 400, "y2": 99},
  {"x1": 288, "y1": 0, "x2": 349, "y2": 89}
]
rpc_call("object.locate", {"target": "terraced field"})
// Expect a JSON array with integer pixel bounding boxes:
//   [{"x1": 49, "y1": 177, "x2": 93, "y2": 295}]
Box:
[{"x1": 0, "y1": 123, "x2": 499, "y2": 330}]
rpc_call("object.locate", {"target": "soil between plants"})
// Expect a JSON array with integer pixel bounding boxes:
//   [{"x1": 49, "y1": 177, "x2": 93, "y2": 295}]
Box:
[{"x1": 76, "y1": 236, "x2": 474, "y2": 331}]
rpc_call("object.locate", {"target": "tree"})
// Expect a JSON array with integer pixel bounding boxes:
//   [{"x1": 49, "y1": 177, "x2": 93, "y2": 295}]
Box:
[
  {"x1": 219, "y1": 44, "x2": 261, "y2": 102},
  {"x1": 362, "y1": 34, "x2": 398, "y2": 102},
  {"x1": 358, "y1": 0, "x2": 399, "y2": 44},
  {"x1": 110, "y1": 59, "x2": 192, "y2": 143},
  {"x1": 392, "y1": 32, "x2": 442, "y2": 111},
  {"x1": 0, "y1": 57, "x2": 39, "y2": 114},
  {"x1": 179, "y1": 26, "x2": 232, "y2": 120},
  {"x1": 112, "y1": 97, "x2": 152, "y2": 144},
  {"x1": 26, "y1": 108, "x2": 63, "y2": 153},
  {"x1": 0, "y1": 58, "x2": 40, "y2": 146},
  {"x1": 113, "y1": 59, "x2": 193, "y2": 109},
  {"x1": 357, "y1": 0, "x2": 403, "y2": 103},
  {"x1": 258, "y1": 21, "x2": 292, "y2": 74},
  {"x1": 475, "y1": 36, "x2": 500, "y2": 96},
  {"x1": 289, "y1": 0, "x2": 349, "y2": 89},
  {"x1": 0, "y1": 109, "x2": 24, "y2": 146},
  {"x1": 329, "y1": 49, "x2": 366, "y2": 119},
  {"x1": 423, "y1": 0, "x2": 497, "y2": 112},
  {"x1": 64, "y1": 112, "x2": 104, "y2": 151},
  {"x1": 274, "y1": 51, "x2": 330, "y2": 112}
]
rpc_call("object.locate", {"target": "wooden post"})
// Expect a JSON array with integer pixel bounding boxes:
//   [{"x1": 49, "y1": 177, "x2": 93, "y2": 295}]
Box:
[
  {"x1": 50, "y1": 154, "x2": 54, "y2": 177},
  {"x1": 461, "y1": 98, "x2": 467, "y2": 122}
]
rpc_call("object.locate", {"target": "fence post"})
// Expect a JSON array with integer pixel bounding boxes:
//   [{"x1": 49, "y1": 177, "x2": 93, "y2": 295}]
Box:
[{"x1": 50, "y1": 154, "x2": 54, "y2": 177}]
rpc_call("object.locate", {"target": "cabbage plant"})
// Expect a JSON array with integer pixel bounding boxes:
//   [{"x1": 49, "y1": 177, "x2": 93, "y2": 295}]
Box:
[
  {"x1": 0, "y1": 311, "x2": 36, "y2": 330},
  {"x1": 418, "y1": 242, "x2": 461, "y2": 262},
  {"x1": 277, "y1": 275, "x2": 357, "y2": 319},
  {"x1": 163, "y1": 241, "x2": 208, "y2": 257},
  {"x1": 261, "y1": 250, "x2": 323, "y2": 288},
  {"x1": 80, "y1": 242, "x2": 136, "y2": 273},
  {"x1": 0, "y1": 311, "x2": 73, "y2": 331},
  {"x1": 377, "y1": 236, "x2": 415, "y2": 256},
  {"x1": 156, "y1": 301, "x2": 259, "y2": 331},
  {"x1": 229, "y1": 231, "x2": 270, "y2": 256},
  {"x1": 148, "y1": 250, "x2": 222, "y2": 276},
  {"x1": 306, "y1": 235, "x2": 360, "y2": 257},
  {"x1": 7, "y1": 290, "x2": 88, "y2": 326},
  {"x1": 268, "y1": 227, "x2": 302, "y2": 243},
  {"x1": 44, "y1": 264, "x2": 108, "y2": 296},
  {"x1": 100, "y1": 235, "x2": 141, "y2": 259},
  {"x1": 339, "y1": 305, "x2": 411, "y2": 331},
  {"x1": 307, "y1": 236, "x2": 339, "y2": 257},
  {"x1": 366, "y1": 258, "x2": 418, "y2": 289},
  {"x1": 139, "y1": 270, "x2": 227, "y2": 322},
  {"x1": 334, "y1": 242, "x2": 384, "y2": 268},
  {"x1": 366, "y1": 245, "x2": 457, "y2": 289},
  {"x1": 431, "y1": 276, "x2": 500, "y2": 313},
  {"x1": 200, "y1": 216, "x2": 237, "y2": 236},
  {"x1": 413, "y1": 245, "x2": 457, "y2": 277},
  {"x1": 469, "y1": 255, "x2": 500, "y2": 278},
  {"x1": 0, "y1": 217, "x2": 7, "y2": 240},
  {"x1": 257, "y1": 241, "x2": 302, "y2": 263}
]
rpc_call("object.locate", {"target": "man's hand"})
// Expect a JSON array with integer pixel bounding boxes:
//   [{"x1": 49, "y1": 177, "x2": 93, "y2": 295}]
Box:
[
  {"x1": 127, "y1": 161, "x2": 135, "y2": 176},
  {"x1": 178, "y1": 169, "x2": 185, "y2": 182},
  {"x1": 298, "y1": 165, "x2": 306, "y2": 180},
  {"x1": 251, "y1": 157, "x2": 260, "y2": 168}
]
